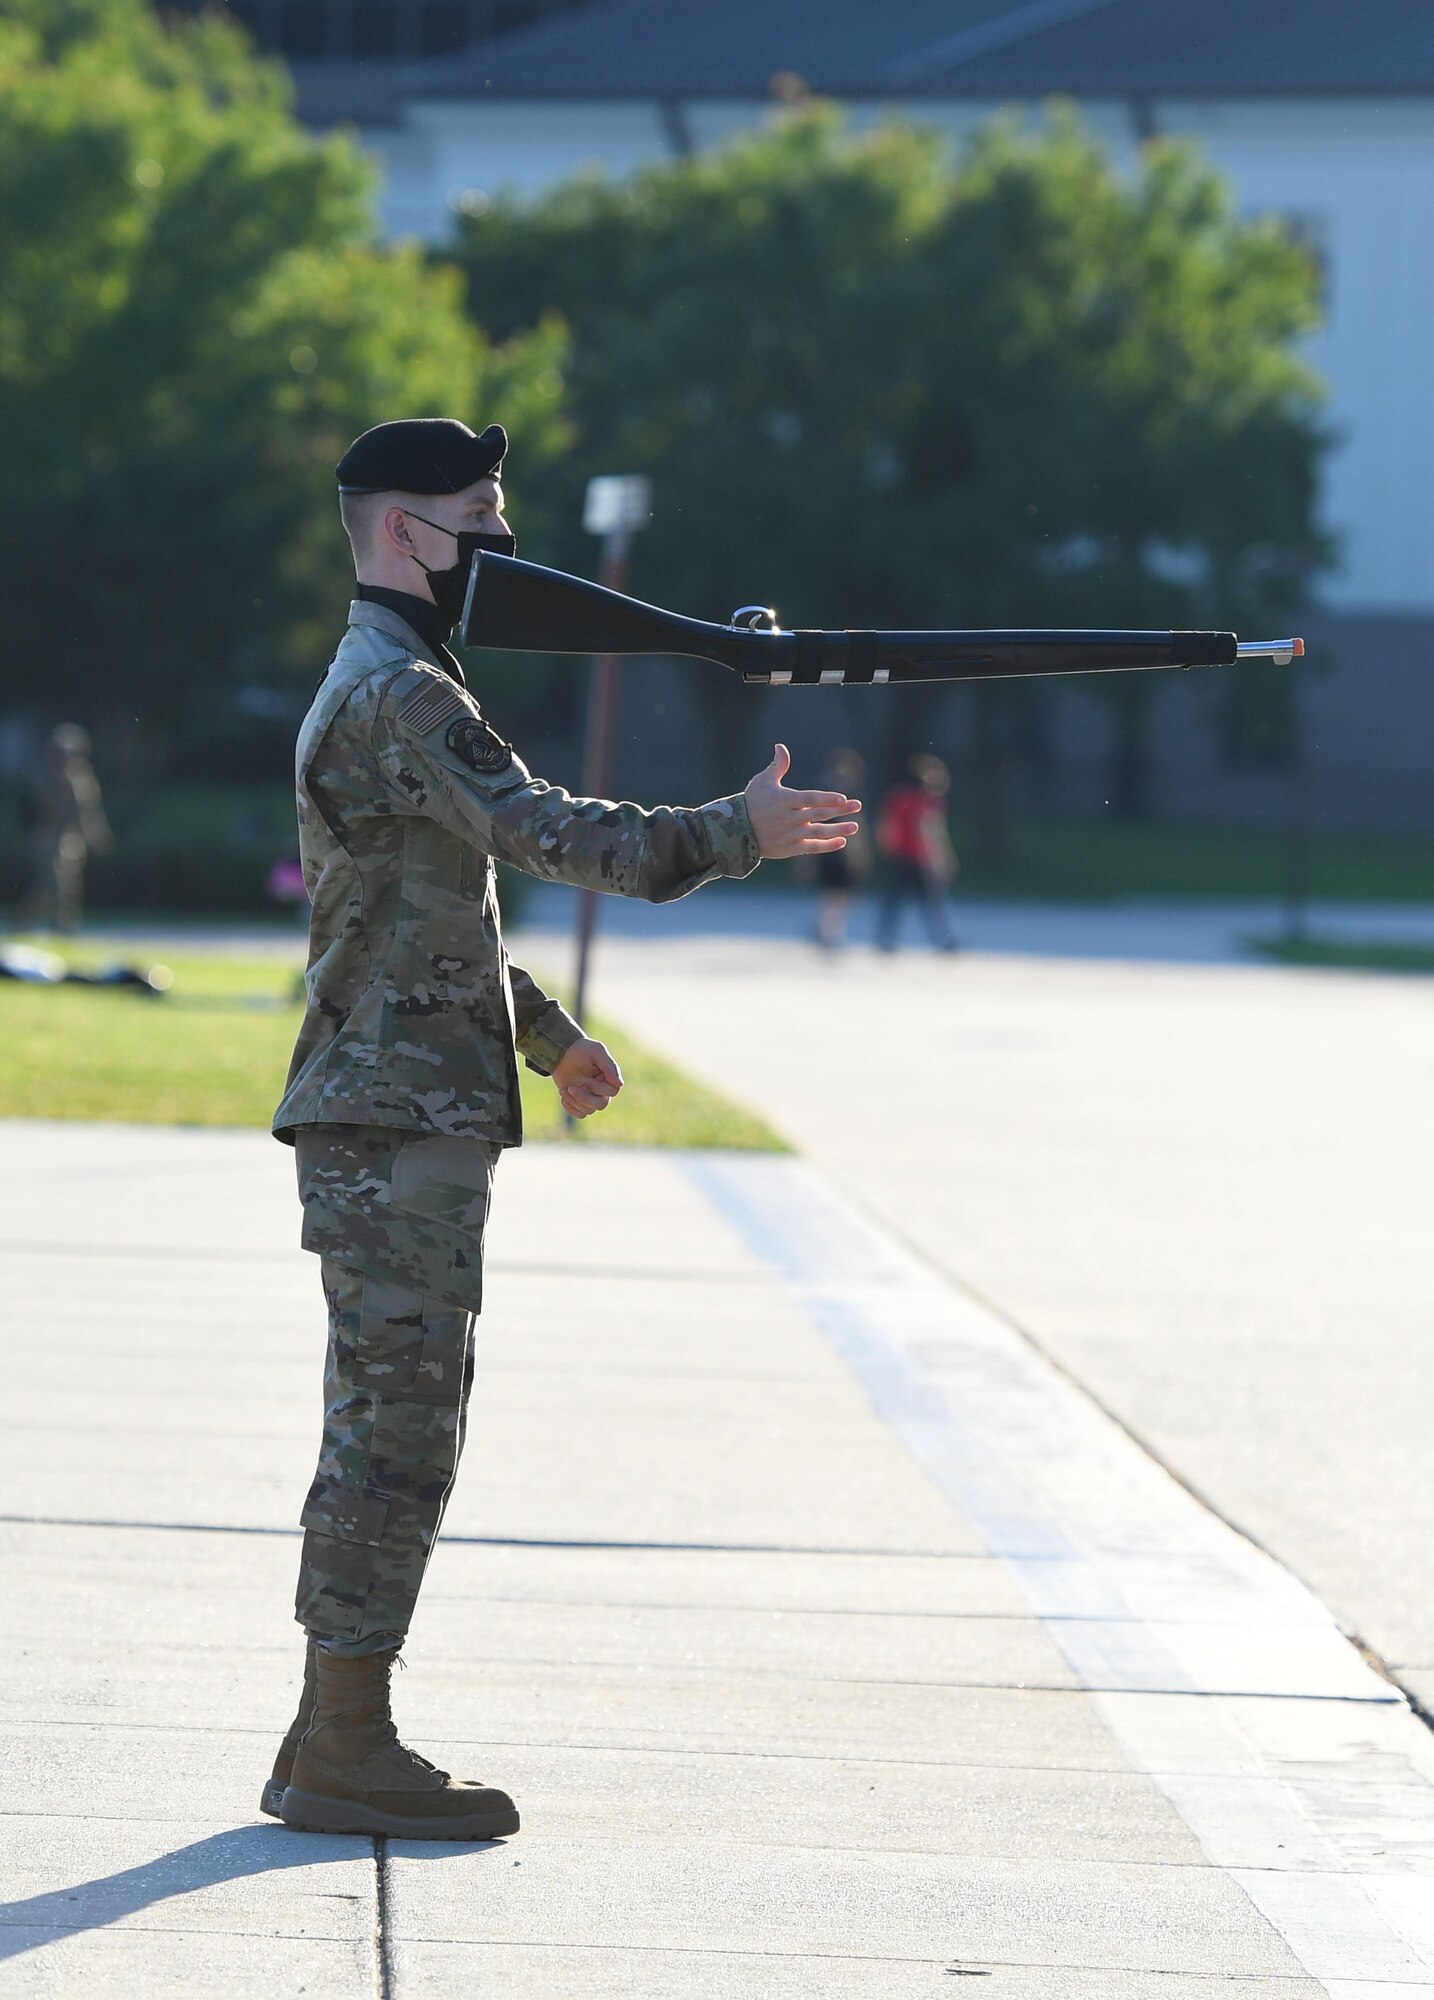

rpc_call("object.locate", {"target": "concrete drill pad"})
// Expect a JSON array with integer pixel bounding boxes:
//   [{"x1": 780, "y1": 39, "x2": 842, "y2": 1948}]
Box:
[
  {"x1": 5, "y1": 1419, "x2": 311, "y2": 1486},
  {"x1": 390, "y1": 1941, "x2": 1330, "y2": 2000},
  {"x1": 2, "y1": 1458, "x2": 306, "y2": 1536},
  {"x1": 0, "y1": 1928, "x2": 373, "y2": 2000},
  {"x1": 558, "y1": 937, "x2": 1434, "y2": 1680},
  {"x1": 5, "y1": 1639, "x2": 309, "y2": 1734},
  {"x1": 421, "y1": 1539, "x2": 1030, "y2": 1616},
  {"x1": 0, "y1": 1814, "x2": 371, "y2": 1940},
  {"x1": 8, "y1": 1525, "x2": 299, "y2": 1650},
  {"x1": 1, "y1": 1722, "x2": 310, "y2": 1825},
  {"x1": 392, "y1": 1593, "x2": 1082, "y2": 1687},
  {"x1": 8, "y1": 1384, "x2": 310, "y2": 1448},
  {"x1": 0, "y1": 1124, "x2": 297, "y2": 1260},
  {"x1": 12, "y1": 1556, "x2": 1076, "y2": 1687},
  {"x1": 441, "y1": 1382, "x2": 984, "y2": 1554},
  {"x1": 11, "y1": 1253, "x2": 840, "y2": 1385},
  {"x1": 5, "y1": 1521, "x2": 1025, "y2": 1621},
  {"x1": 381, "y1": 1836, "x2": 1310, "y2": 1978},
  {"x1": 343, "y1": 1673, "x2": 1134, "y2": 1781},
  {"x1": 9, "y1": 1123, "x2": 1432, "y2": 1994},
  {"x1": 5, "y1": 1722, "x2": 1202, "y2": 1865},
  {"x1": 396, "y1": 1734, "x2": 1211, "y2": 1864},
  {"x1": 471, "y1": 1294, "x2": 849, "y2": 1383},
  {"x1": 7, "y1": 1632, "x2": 1099, "y2": 1760},
  {"x1": 395, "y1": 1659, "x2": 1143, "y2": 1768},
  {"x1": 493, "y1": 1144, "x2": 773, "y2": 1281}
]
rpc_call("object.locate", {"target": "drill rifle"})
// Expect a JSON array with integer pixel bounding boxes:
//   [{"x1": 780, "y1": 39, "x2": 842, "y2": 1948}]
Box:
[{"x1": 460, "y1": 551, "x2": 1303, "y2": 685}]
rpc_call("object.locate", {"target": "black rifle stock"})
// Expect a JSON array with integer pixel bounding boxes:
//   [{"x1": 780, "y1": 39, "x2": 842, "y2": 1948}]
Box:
[{"x1": 460, "y1": 551, "x2": 1303, "y2": 685}]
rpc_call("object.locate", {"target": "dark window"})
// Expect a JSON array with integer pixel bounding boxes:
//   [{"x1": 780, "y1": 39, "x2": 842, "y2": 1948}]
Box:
[
  {"x1": 351, "y1": 0, "x2": 398, "y2": 56},
  {"x1": 421, "y1": 0, "x2": 469, "y2": 55},
  {"x1": 278, "y1": 0, "x2": 326, "y2": 56}
]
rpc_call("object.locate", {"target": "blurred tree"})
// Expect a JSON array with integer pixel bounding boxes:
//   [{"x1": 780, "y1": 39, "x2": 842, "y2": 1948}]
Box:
[
  {"x1": 452, "y1": 106, "x2": 1327, "y2": 835},
  {"x1": 0, "y1": 0, "x2": 569, "y2": 777}
]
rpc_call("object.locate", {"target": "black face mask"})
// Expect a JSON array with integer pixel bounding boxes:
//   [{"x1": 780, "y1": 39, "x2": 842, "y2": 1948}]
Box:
[{"x1": 405, "y1": 513, "x2": 516, "y2": 626}]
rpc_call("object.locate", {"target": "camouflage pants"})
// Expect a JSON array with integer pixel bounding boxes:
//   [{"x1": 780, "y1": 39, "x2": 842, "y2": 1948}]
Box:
[{"x1": 292, "y1": 1124, "x2": 498, "y2": 1656}]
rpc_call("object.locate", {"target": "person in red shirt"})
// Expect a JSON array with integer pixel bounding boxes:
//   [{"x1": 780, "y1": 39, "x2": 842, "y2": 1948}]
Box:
[{"x1": 875, "y1": 753, "x2": 958, "y2": 952}]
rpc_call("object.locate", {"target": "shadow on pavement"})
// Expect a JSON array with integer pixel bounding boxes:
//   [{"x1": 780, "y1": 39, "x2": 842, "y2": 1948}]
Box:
[{"x1": 0, "y1": 1825, "x2": 362, "y2": 1961}]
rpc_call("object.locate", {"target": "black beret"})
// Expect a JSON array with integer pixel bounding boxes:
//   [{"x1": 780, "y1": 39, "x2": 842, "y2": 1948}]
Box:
[{"x1": 336, "y1": 418, "x2": 508, "y2": 495}]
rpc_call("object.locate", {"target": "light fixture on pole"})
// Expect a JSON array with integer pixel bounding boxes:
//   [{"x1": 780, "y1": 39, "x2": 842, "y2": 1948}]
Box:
[{"x1": 570, "y1": 475, "x2": 652, "y2": 1040}]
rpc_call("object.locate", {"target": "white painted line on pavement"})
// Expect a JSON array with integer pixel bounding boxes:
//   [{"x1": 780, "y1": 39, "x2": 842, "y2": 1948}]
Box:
[{"x1": 687, "y1": 1153, "x2": 1434, "y2": 1992}]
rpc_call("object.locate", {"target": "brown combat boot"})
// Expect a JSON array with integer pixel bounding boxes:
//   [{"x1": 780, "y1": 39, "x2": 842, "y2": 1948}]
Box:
[
  {"x1": 260, "y1": 1638, "x2": 318, "y2": 1818},
  {"x1": 278, "y1": 1647, "x2": 519, "y2": 1839}
]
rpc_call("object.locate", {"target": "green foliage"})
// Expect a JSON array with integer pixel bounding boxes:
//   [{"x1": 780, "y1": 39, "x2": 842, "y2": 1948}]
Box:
[
  {"x1": 454, "y1": 106, "x2": 1329, "y2": 807},
  {"x1": 0, "y1": 0, "x2": 568, "y2": 768},
  {"x1": 947, "y1": 815, "x2": 1434, "y2": 902},
  {"x1": 1246, "y1": 934, "x2": 1434, "y2": 975}
]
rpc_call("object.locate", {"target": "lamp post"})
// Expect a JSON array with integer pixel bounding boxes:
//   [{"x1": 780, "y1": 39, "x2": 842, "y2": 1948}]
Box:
[
  {"x1": 1282, "y1": 677, "x2": 1311, "y2": 946},
  {"x1": 570, "y1": 475, "x2": 652, "y2": 1036}
]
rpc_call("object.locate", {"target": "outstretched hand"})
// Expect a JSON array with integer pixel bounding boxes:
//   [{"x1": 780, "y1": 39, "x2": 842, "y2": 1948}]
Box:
[
  {"x1": 743, "y1": 744, "x2": 861, "y2": 860},
  {"x1": 552, "y1": 1036, "x2": 623, "y2": 1119}
]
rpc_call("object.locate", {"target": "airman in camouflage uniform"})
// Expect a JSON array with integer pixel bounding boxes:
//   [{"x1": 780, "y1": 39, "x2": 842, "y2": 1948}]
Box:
[
  {"x1": 264, "y1": 417, "x2": 860, "y2": 1841},
  {"x1": 19, "y1": 724, "x2": 112, "y2": 933}
]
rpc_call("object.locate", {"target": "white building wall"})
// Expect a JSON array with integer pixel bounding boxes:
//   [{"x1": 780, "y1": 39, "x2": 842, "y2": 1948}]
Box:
[
  {"x1": 370, "y1": 90, "x2": 1434, "y2": 620},
  {"x1": 1161, "y1": 98, "x2": 1434, "y2": 619},
  {"x1": 371, "y1": 99, "x2": 679, "y2": 227}
]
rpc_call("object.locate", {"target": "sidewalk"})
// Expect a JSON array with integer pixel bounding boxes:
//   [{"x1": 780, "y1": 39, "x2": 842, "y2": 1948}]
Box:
[
  {"x1": 513, "y1": 880, "x2": 1434, "y2": 963},
  {"x1": 4, "y1": 1123, "x2": 1434, "y2": 1995},
  {"x1": 525, "y1": 924, "x2": 1434, "y2": 1728},
  {"x1": 71, "y1": 884, "x2": 1434, "y2": 969}
]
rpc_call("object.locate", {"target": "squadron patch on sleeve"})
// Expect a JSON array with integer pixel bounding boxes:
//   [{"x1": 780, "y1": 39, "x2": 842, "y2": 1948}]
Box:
[{"x1": 446, "y1": 715, "x2": 513, "y2": 776}]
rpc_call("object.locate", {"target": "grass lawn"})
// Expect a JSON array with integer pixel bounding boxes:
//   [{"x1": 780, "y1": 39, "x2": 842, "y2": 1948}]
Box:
[
  {"x1": 0, "y1": 941, "x2": 786, "y2": 1149},
  {"x1": 949, "y1": 818, "x2": 1434, "y2": 903},
  {"x1": 1244, "y1": 933, "x2": 1434, "y2": 975}
]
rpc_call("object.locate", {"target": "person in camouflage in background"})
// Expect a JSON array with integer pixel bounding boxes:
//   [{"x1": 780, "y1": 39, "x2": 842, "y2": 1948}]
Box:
[
  {"x1": 19, "y1": 725, "x2": 112, "y2": 933},
  {"x1": 264, "y1": 417, "x2": 862, "y2": 1840}
]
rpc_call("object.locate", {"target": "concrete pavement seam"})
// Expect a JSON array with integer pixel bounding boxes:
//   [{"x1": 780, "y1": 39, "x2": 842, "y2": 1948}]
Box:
[
  {"x1": 374, "y1": 1836, "x2": 393, "y2": 2000},
  {"x1": 0, "y1": 1513, "x2": 985, "y2": 1557},
  {"x1": 686, "y1": 1153, "x2": 1434, "y2": 1991}
]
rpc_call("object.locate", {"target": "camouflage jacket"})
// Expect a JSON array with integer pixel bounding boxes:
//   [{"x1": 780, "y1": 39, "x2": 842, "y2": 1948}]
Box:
[{"x1": 273, "y1": 599, "x2": 761, "y2": 1146}]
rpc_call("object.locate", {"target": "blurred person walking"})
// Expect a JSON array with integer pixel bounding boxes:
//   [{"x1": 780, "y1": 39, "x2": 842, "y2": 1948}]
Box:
[
  {"x1": 875, "y1": 753, "x2": 959, "y2": 952},
  {"x1": 813, "y1": 747, "x2": 872, "y2": 949},
  {"x1": 266, "y1": 417, "x2": 861, "y2": 1845},
  {"x1": 18, "y1": 725, "x2": 111, "y2": 934}
]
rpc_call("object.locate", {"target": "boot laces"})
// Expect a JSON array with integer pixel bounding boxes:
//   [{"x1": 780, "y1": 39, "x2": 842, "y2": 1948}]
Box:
[{"x1": 375, "y1": 1654, "x2": 447, "y2": 1781}]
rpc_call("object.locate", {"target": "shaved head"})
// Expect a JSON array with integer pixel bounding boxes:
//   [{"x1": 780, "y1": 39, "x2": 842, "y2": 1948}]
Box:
[
  {"x1": 339, "y1": 473, "x2": 508, "y2": 597},
  {"x1": 339, "y1": 488, "x2": 390, "y2": 563}
]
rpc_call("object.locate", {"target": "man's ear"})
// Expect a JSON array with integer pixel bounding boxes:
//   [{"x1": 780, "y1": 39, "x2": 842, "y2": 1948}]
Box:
[{"x1": 382, "y1": 506, "x2": 416, "y2": 557}]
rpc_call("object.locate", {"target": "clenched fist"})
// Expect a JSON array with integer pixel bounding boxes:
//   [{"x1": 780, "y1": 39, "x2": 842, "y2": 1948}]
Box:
[
  {"x1": 743, "y1": 743, "x2": 861, "y2": 860},
  {"x1": 552, "y1": 1036, "x2": 623, "y2": 1119}
]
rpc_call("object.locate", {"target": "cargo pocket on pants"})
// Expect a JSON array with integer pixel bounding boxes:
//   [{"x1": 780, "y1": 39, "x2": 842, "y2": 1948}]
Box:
[
  {"x1": 299, "y1": 1483, "x2": 390, "y2": 1547},
  {"x1": 387, "y1": 1133, "x2": 495, "y2": 1310}
]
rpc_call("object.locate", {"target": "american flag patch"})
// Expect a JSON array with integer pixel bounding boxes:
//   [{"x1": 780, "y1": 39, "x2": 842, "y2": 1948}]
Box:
[{"x1": 400, "y1": 673, "x2": 470, "y2": 737}]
